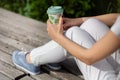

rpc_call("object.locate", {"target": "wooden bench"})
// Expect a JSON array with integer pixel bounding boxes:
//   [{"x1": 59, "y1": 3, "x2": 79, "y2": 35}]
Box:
[{"x1": 0, "y1": 8, "x2": 84, "y2": 80}]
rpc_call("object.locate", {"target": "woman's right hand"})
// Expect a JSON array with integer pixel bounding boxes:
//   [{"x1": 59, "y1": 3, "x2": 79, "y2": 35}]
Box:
[{"x1": 63, "y1": 17, "x2": 84, "y2": 30}]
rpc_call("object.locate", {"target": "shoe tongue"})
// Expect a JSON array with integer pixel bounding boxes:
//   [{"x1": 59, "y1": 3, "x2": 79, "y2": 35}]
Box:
[
  {"x1": 18, "y1": 51, "x2": 28, "y2": 60},
  {"x1": 20, "y1": 52, "x2": 29, "y2": 64},
  {"x1": 19, "y1": 51, "x2": 28, "y2": 54}
]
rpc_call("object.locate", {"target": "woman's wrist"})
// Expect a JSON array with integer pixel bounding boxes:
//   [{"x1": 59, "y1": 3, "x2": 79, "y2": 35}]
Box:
[
  {"x1": 81, "y1": 17, "x2": 89, "y2": 22},
  {"x1": 55, "y1": 33, "x2": 65, "y2": 43}
]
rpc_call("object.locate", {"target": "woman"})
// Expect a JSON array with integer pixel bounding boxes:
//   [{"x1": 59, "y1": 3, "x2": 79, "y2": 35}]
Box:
[{"x1": 12, "y1": 13, "x2": 120, "y2": 80}]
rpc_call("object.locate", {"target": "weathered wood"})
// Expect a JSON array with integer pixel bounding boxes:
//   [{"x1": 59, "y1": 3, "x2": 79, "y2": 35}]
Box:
[
  {"x1": 0, "y1": 41, "x2": 17, "y2": 55},
  {"x1": 0, "y1": 33, "x2": 34, "y2": 51},
  {"x1": 0, "y1": 8, "x2": 47, "y2": 35},
  {"x1": 31, "y1": 73, "x2": 59, "y2": 80},
  {"x1": 41, "y1": 66, "x2": 81, "y2": 80},
  {"x1": 0, "y1": 21, "x2": 49, "y2": 47},
  {"x1": 19, "y1": 76, "x2": 35, "y2": 80},
  {"x1": 0, "y1": 50, "x2": 14, "y2": 66},
  {"x1": 0, "y1": 73, "x2": 12, "y2": 80},
  {"x1": 0, "y1": 60, "x2": 24, "y2": 79},
  {"x1": 0, "y1": 8, "x2": 49, "y2": 42}
]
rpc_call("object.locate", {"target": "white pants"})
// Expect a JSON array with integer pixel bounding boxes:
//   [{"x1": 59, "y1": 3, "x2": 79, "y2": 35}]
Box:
[{"x1": 30, "y1": 18, "x2": 120, "y2": 80}]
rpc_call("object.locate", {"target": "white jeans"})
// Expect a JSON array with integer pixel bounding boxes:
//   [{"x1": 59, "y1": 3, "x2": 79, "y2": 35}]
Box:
[{"x1": 30, "y1": 18, "x2": 120, "y2": 80}]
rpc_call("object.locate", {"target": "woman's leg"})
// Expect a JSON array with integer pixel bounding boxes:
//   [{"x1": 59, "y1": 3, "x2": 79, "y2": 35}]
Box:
[
  {"x1": 30, "y1": 40, "x2": 67, "y2": 66},
  {"x1": 64, "y1": 18, "x2": 118, "y2": 80},
  {"x1": 29, "y1": 18, "x2": 119, "y2": 79},
  {"x1": 81, "y1": 18, "x2": 120, "y2": 79}
]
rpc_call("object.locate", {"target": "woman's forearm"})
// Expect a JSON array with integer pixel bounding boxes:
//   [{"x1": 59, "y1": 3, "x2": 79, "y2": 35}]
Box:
[
  {"x1": 82, "y1": 13, "x2": 120, "y2": 27},
  {"x1": 56, "y1": 31, "x2": 120, "y2": 65},
  {"x1": 56, "y1": 34, "x2": 92, "y2": 65}
]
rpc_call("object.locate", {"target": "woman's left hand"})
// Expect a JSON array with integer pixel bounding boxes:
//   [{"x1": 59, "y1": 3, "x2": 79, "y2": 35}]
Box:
[{"x1": 47, "y1": 17, "x2": 64, "y2": 41}]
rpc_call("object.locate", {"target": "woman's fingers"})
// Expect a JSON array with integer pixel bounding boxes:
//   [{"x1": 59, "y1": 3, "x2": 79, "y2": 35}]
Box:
[
  {"x1": 59, "y1": 16, "x2": 63, "y2": 25},
  {"x1": 58, "y1": 16, "x2": 63, "y2": 32},
  {"x1": 47, "y1": 19, "x2": 52, "y2": 32}
]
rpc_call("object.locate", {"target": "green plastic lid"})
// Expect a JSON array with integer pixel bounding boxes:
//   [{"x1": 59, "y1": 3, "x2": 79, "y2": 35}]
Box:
[{"x1": 47, "y1": 6, "x2": 63, "y2": 14}]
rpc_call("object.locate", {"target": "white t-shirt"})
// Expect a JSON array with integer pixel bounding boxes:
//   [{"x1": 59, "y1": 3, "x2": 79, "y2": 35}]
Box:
[{"x1": 111, "y1": 16, "x2": 120, "y2": 38}]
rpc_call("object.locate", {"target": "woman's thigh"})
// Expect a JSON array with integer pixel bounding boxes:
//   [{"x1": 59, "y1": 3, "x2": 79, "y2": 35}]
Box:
[
  {"x1": 65, "y1": 21, "x2": 117, "y2": 80},
  {"x1": 80, "y1": 18, "x2": 120, "y2": 74}
]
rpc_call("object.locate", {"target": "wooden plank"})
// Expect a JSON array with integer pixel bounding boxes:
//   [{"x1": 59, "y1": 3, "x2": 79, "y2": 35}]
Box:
[
  {"x1": 41, "y1": 66, "x2": 82, "y2": 80},
  {"x1": 0, "y1": 50, "x2": 14, "y2": 66},
  {"x1": 0, "y1": 41, "x2": 17, "y2": 55},
  {"x1": 19, "y1": 76, "x2": 35, "y2": 80},
  {"x1": 0, "y1": 34, "x2": 34, "y2": 51},
  {"x1": 0, "y1": 8, "x2": 50, "y2": 48},
  {"x1": 31, "y1": 73, "x2": 59, "y2": 80},
  {"x1": 0, "y1": 73, "x2": 12, "y2": 80},
  {"x1": 0, "y1": 21, "x2": 50, "y2": 47},
  {"x1": 0, "y1": 60, "x2": 25, "y2": 79},
  {"x1": 0, "y1": 8, "x2": 48, "y2": 39}
]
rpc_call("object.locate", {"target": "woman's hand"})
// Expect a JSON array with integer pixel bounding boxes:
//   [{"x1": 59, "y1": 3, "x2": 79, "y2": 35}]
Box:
[
  {"x1": 63, "y1": 18, "x2": 84, "y2": 30},
  {"x1": 47, "y1": 17, "x2": 64, "y2": 41}
]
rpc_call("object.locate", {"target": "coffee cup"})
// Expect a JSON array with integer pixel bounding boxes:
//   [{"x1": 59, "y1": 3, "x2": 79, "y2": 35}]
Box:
[{"x1": 47, "y1": 6, "x2": 63, "y2": 25}]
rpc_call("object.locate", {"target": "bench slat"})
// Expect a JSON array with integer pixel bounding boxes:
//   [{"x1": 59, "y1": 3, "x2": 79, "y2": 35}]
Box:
[
  {"x1": 0, "y1": 73, "x2": 12, "y2": 80},
  {"x1": 0, "y1": 60, "x2": 24, "y2": 79}
]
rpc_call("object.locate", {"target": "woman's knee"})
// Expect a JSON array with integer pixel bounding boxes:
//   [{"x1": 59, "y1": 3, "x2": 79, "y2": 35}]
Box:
[
  {"x1": 81, "y1": 18, "x2": 102, "y2": 29},
  {"x1": 65, "y1": 26, "x2": 91, "y2": 42},
  {"x1": 80, "y1": 18, "x2": 109, "y2": 41},
  {"x1": 65, "y1": 26, "x2": 80, "y2": 39},
  {"x1": 80, "y1": 18, "x2": 109, "y2": 30}
]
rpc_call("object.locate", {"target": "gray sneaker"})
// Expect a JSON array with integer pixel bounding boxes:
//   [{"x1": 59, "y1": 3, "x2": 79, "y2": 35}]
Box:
[{"x1": 12, "y1": 50, "x2": 40, "y2": 75}]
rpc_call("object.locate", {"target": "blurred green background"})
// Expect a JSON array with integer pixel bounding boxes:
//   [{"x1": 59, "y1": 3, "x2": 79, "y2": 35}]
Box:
[{"x1": 0, "y1": 0, "x2": 119, "y2": 22}]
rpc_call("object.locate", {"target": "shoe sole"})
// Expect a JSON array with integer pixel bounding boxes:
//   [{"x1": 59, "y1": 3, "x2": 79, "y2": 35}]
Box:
[
  {"x1": 46, "y1": 64, "x2": 61, "y2": 70},
  {"x1": 13, "y1": 60, "x2": 40, "y2": 75}
]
